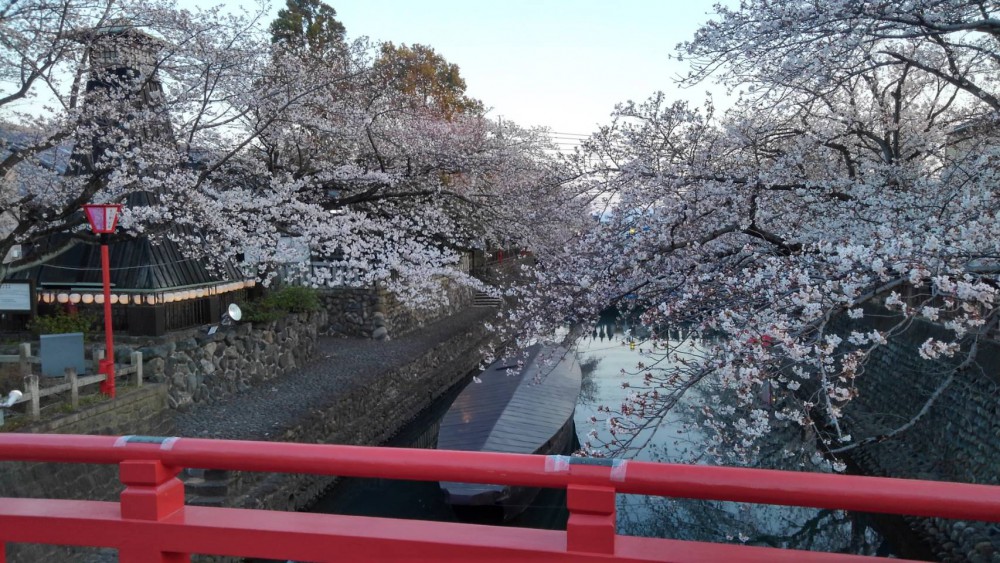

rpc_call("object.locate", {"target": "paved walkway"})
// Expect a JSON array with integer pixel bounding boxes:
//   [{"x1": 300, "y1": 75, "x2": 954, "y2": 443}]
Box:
[{"x1": 174, "y1": 307, "x2": 493, "y2": 441}]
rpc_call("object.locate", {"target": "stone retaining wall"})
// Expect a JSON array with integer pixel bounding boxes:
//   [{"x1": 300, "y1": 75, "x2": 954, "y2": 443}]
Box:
[
  {"x1": 2, "y1": 281, "x2": 469, "y2": 411},
  {"x1": 0, "y1": 385, "x2": 174, "y2": 563},
  {"x1": 319, "y1": 279, "x2": 472, "y2": 339},
  {"x1": 832, "y1": 308, "x2": 1000, "y2": 561},
  {"x1": 214, "y1": 316, "x2": 494, "y2": 517},
  {"x1": 119, "y1": 310, "x2": 327, "y2": 410}
]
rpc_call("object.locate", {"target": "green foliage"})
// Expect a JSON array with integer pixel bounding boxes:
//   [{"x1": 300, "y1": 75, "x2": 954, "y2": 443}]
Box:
[
  {"x1": 59, "y1": 393, "x2": 108, "y2": 414},
  {"x1": 374, "y1": 42, "x2": 484, "y2": 119},
  {"x1": 270, "y1": 0, "x2": 346, "y2": 57},
  {"x1": 240, "y1": 300, "x2": 286, "y2": 324},
  {"x1": 0, "y1": 416, "x2": 29, "y2": 432},
  {"x1": 270, "y1": 286, "x2": 321, "y2": 313},
  {"x1": 242, "y1": 286, "x2": 321, "y2": 323},
  {"x1": 28, "y1": 310, "x2": 96, "y2": 339}
]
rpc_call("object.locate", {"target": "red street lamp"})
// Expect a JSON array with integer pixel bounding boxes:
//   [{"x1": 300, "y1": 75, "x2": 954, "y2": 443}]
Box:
[{"x1": 83, "y1": 203, "x2": 122, "y2": 398}]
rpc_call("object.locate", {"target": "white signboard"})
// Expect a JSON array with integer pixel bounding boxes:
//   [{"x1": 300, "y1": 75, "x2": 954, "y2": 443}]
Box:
[
  {"x1": 0, "y1": 282, "x2": 32, "y2": 312},
  {"x1": 275, "y1": 236, "x2": 311, "y2": 264}
]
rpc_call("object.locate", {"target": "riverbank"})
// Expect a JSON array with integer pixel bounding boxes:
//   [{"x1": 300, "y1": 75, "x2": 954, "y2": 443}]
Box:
[
  {"x1": 174, "y1": 307, "x2": 495, "y2": 441},
  {"x1": 172, "y1": 306, "x2": 497, "y2": 514}
]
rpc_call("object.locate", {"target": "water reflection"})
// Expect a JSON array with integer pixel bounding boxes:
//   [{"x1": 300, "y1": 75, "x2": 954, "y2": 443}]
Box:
[
  {"x1": 575, "y1": 308, "x2": 896, "y2": 556},
  {"x1": 308, "y1": 308, "x2": 905, "y2": 558}
]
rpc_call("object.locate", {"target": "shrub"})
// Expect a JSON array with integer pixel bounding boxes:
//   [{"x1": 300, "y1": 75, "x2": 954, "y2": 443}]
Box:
[
  {"x1": 240, "y1": 300, "x2": 285, "y2": 323},
  {"x1": 28, "y1": 310, "x2": 96, "y2": 339},
  {"x1": 270, "y1": 286, "x2": 320, "y2": 313},
  {"x1": 241, "y1": 286, "x2": 320, "y2": 323}
]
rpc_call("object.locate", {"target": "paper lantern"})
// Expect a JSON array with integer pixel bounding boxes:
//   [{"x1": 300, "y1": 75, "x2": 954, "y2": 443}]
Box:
[{"x1": 82, "y1": 204, "x2": 122, "y2": 234}]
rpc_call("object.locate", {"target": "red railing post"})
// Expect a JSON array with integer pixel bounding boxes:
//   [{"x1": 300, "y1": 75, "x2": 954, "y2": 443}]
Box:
[
  {"x1": 118, "y1": 460, "x2": 189, "y2": 563},
  {"x1": 566, "y1": 484, "x2": 616, "y2": 554}
]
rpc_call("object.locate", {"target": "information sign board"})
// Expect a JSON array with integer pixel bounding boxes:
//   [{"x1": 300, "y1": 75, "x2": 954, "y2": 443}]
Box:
[{"x1": 0, "y1": 281, "x2": 33, "y2": 312}]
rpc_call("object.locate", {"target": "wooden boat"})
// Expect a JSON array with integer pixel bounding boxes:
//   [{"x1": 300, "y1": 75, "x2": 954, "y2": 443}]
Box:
[{"x1": 437, "y1": 343, "x2": 582, "y2": 520}]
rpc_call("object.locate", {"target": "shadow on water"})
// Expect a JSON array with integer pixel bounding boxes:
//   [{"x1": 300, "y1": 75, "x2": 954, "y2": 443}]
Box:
[{"x1": 305, "y1": 368, "x2": 573, "y2": 528}]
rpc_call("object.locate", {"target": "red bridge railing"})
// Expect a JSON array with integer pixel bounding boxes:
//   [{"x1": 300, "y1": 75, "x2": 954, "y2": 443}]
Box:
[{"x1": 0, "y1": 433, "x2": 998, "y2": 562}]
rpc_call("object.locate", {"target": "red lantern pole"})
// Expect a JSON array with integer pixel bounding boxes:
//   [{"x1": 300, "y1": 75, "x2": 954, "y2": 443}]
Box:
[
  {"x1": 99, "y1": 237, "x2": 115, "y2": 398},
  {"x1": 83, "y1": 204, "x2": 122, "y2": 399}
]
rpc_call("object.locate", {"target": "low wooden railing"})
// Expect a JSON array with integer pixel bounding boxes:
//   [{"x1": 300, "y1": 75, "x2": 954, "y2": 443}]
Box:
[
  {"x1": 0, "y1": 344, "x2": 142, "y2": 421},
  {"x1": 0, "y1": 344, "x2": 32, "y2": 380}
]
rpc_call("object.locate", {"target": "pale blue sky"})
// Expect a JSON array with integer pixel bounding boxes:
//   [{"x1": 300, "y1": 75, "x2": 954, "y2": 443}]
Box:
[
  {"x1": 323, "y1": 1, "x2": 728, "y2": 140},
  {"x1": 6, "y1": 1, "x2": 729, "y2": 146}
]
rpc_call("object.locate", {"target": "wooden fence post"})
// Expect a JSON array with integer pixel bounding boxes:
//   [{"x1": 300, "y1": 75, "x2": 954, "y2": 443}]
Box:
[
  {"x1": 132, "y1": 351, "x2": 143, "y2": 387},
  {"x1": 18, "y1": 343, "x2": 30, "y2": 378},
  {"x1": 94, "y1": 347, "x2": 105, "y2": 372},
  {"x1": 67, "y1": 368, "x2": 79, "y2": 411},
  {"x1": 26, "y1": 375, "x2": 39, "y2": 420}
]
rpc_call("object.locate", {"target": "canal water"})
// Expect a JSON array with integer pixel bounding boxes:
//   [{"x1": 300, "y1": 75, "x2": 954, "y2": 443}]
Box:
[{"x1": 305, "y1": 309, "x2": 924, "y2": 558}]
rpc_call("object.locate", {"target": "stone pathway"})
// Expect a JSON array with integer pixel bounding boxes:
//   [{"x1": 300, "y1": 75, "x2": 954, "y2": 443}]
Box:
[{"x1": 174, "y1": 306, "x2": 493, "y2": 441}]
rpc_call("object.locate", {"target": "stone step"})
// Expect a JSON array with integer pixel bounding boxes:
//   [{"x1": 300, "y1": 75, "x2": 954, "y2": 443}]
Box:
[
  {"x1": 203, "y1": 468, "x2": 229, "y2": 480},
  {"x1": 184, "y1": 467, "x2": 228, "y2": 480},
  {"x1": 182, "y1": 476, "x2": 229, "y2": 497},
  {"x1": 472, "y1": 291, "x2": 502, "y2": 308},
  {"x1": 186, "y1": 495, "x2": 227, "y2": 507}
]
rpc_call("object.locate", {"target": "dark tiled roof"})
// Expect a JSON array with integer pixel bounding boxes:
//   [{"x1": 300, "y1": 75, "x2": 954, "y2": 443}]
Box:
[
  {"x1": 11, "y1": 236, "x2": 242, "y2": 291},
  {"x1": 9, "y1": 191, "x2": 244, "y2": 291}
]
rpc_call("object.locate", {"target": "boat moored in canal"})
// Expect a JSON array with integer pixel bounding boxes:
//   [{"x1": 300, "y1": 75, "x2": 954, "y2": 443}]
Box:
[{"x1": 437, "y1": 343, "x2": 582, "y2": 520}]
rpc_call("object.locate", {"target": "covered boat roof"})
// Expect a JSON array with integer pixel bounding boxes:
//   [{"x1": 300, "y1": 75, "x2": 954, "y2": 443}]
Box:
[{"x1": 438, "y1": 344, "x2": 582, "y2": 455}]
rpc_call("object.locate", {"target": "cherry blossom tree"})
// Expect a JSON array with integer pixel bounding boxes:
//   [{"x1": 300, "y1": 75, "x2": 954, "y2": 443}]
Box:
[
  {"x1": 251, "y1": 103, "x2": 568, "y2": 305},
  {"x1": 0, "y1": 0, "x2": 564, "y2": 308},
  {"x1": 508, "y1": 0, "x2": 1000, "y2": 463},
  {"x1": 0, "y1": 0, "x2": 314, "y2": 279},
  {"x1": 244, "y1": 37, "x2": 569, "y2": 304}
]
